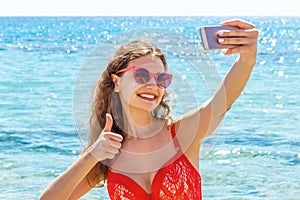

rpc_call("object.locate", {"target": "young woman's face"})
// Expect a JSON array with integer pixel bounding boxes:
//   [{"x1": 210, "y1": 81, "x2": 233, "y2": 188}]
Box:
[{"x1": 117, "y1": 55, "x2": 166, "y2": 113}]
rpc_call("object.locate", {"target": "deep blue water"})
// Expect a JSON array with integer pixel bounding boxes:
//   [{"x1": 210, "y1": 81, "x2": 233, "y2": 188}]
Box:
[{"x1": 0, "y1": 16, "x2": 299, "y2": 199}]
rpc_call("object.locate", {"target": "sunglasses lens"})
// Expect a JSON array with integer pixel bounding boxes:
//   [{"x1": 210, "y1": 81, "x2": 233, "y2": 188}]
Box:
[
  {"x1": 133, "y1": 68, "x2": 171, "y2": 88},
  {"x1": 157, "y1": 73, "x2": 171, "y2": 88},
  {"x1": 134, "y1": 68, "x2": 150, "y2": 84}
]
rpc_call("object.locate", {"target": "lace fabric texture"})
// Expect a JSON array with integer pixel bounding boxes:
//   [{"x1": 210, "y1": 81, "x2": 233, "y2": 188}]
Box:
[
  {"x1": 155, "y1": 157, "x2": 202, "y2": 199},
  {"x1": 107, "y1": 151, "x2": 202, "y2": 200}
]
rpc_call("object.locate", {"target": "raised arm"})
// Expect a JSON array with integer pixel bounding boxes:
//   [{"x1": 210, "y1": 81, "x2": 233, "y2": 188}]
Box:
[
  {"x1": 175, "y1": 19, "x2": 259, "y2": 155},
  {"x1": 211, "y1": 19, "x2": 259, "y2": 115}
]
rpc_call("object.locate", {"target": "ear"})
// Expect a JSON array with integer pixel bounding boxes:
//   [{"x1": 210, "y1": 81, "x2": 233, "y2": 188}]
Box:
[{"x1": 111, "y1": 74, "x2": 120, "y2": 92}]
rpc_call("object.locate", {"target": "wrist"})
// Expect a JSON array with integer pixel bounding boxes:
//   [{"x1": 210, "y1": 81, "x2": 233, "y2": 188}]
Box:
[
  {"x1": 239, "y1": 52, "x2": 257, "y2": 67},
  {"x1": 81, "y1": 148, "x2": 99, "y2": 164}
]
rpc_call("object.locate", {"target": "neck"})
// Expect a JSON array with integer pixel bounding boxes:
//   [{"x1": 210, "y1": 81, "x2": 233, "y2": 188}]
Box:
[
  {"x1": 122, "y1": 107, "x2": 166, "y2": 139},
  {"x1": 129, "y1": 106, "x2": 152, "y2": 126}
]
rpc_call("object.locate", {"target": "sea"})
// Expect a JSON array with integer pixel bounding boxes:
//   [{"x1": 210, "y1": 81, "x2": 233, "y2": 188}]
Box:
[{"x1": 0, "y1": 16, "x2": 299, "y2": 200}]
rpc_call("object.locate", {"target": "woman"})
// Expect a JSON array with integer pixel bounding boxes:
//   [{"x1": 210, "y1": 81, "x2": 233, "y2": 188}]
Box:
[{"x1": 40, "y1": 19, "x2": 259, "y2": 200}]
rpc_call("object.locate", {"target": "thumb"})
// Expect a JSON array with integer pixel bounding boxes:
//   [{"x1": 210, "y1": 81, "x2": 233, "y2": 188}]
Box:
[{"x1": 103, "y1": 113, "x2": 113, "y2": 132}]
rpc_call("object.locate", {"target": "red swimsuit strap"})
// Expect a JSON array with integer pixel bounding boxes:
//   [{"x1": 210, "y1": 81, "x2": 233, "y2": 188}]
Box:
[{"x1": 170, "y1": 123, "x2": 180, "y2": 149}]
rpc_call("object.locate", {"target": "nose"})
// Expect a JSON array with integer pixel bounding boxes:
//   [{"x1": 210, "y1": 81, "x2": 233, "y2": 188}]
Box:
[{"x1": 146, "y1": 76, "x2": 158, "y2": 88}]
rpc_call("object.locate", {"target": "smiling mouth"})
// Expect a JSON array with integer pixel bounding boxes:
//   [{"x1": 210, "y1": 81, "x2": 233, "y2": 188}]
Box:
[{"x1": 138, "y1": 93, "x2": 157, "y2": 101}]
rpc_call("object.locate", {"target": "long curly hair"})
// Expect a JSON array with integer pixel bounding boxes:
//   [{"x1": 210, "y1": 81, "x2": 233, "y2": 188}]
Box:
[{"x1": 84, "y1": 39, "x2": 172, "y2": 187}]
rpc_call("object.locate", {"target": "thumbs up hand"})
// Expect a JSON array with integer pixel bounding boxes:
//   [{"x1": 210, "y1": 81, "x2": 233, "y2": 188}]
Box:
[{"x1": 88, "y1": 113, "x2": 123, "y2": 161}]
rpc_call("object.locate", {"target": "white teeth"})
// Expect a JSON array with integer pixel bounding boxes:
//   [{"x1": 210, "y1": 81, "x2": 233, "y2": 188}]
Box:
[{"x1": 139, "y1": 94, "x2": 155, "y2": 99}]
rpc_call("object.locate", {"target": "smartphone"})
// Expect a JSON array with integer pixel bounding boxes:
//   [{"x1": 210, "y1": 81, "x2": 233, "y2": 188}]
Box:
[{"x1": 199, "y1": 25, "x2": 239, "y2": 50}]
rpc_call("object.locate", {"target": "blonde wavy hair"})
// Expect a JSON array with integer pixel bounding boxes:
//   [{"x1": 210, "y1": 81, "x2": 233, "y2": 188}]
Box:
[{"x1": 84, "y1": 39, "x2": 172, "y2": 187}]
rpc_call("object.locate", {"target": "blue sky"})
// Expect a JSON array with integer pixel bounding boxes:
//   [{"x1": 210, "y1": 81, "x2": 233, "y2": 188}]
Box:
[{"x1": 1, "y1": 0, "x2": 299, "y2": 16}]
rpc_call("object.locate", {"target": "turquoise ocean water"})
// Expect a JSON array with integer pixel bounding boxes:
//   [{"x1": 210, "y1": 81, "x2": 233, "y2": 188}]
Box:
[{"x1": 0, "y1": 16, "x2": 299, "y2": 199}]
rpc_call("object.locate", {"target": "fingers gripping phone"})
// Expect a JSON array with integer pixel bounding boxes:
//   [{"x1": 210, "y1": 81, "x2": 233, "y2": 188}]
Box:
[{"x1": 199, "y1": 25, "x2": 239, "y2": 50}]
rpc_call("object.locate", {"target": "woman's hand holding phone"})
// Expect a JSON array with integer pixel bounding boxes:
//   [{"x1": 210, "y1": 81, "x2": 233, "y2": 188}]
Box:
[{"x1": 200, "y1": 19, "x2": 259, "y2": 58}]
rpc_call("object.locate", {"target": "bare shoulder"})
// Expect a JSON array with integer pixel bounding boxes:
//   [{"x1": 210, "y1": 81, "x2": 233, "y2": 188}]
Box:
[
  {"x1": 171, "y1": 100, "x2": 219, "y2": 158},
  {"x1": 173, "y1": 102, "x2": 211, "y2": 141}
]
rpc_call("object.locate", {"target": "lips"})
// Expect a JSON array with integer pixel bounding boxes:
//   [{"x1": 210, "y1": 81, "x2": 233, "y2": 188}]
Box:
[{"x1": 137, "y1": 93, "x2": 157, "y2": 101}]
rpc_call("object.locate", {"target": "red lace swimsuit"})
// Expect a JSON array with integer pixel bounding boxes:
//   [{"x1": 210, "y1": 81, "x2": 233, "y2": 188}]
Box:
[{"x1": 107, "y1": 125, "x2": 202, "y2": 200}]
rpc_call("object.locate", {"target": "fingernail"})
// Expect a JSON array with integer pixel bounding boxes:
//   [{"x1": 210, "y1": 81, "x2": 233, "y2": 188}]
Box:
[
  {"x1": 218, "y1": 31, "x2": 224, "y2": 35},
  {"x1": 218, "y1": 38, "x2": 225, "y2": 43}
]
